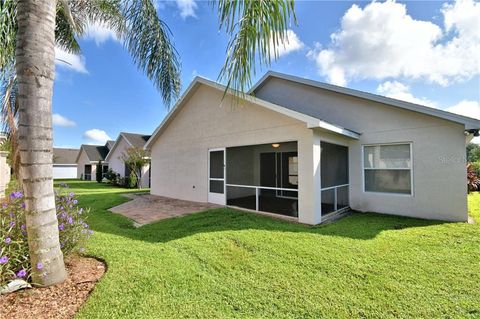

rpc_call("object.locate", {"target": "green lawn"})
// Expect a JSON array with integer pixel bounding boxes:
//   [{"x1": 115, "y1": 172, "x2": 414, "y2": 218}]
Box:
[{"x1": 59, "y1": 180, "x2": 480, "y2": 318}]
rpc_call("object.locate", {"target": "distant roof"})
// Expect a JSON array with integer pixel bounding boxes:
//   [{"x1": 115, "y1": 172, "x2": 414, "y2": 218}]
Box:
[
  {"x1": 105, "y1": 132, "x2": 151, "y2": 161},
  {"x1": 122, "y1": 133, "x2": 151, "y2": 148},
  {"x1": 250, "y1": 71, "x2": 480, "y2": 130},
  {"x1": 53, "y1": 148, "x2": 79, "y2": 164},
  {"x1": 80, "y1": 144, "x2": 109, "y2": 162},
  {"x1": 106, "y1": 140, "x2": 115, "y2": 150}
]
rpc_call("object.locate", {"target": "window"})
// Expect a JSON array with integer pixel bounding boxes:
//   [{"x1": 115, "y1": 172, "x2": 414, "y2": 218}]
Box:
[
  {"x1": 288, "y1": 156, "x2": 298, "y2": 185},
  {"x1": 363, "y1": 143, "x2": 412, "y2": 195}
]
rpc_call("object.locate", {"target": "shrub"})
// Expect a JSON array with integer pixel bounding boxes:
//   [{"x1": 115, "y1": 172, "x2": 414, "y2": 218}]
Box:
[
  {"x1": 467, "y1": 163, "x2": 479, "y2": 193},
  {"x1": 470, "y1": 161, "x2": 480, "y2": 177},
  {"x1": 128, "y1": 171, "x2": 137, "y2": 188},
  {"x1": 96, "y1": 161, "x2": 103, "y2": 183},
  {"x1": 0, "y1": 184, "x2": 92, "y2": 286},
  {"x1": 104, "y1": 169, "x2": 120, "y2": 186}
]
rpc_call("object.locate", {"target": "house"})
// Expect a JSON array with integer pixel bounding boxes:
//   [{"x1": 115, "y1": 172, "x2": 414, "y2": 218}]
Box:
[
  {"x1": 105, "y1": 132, "x2": 151, "y2": 188},
  {"x1": 76, "y1": 141, "x2": 113, "y2": 181},
  {"x1": 0, "y1": 134, "x2": 10, "y2": 197},
  {"x1": 144, "y1": 72, "x2": 480, "y2": 225},
  {"x1": 53, "y1": 148, "x2": 79, "y2": 179}
]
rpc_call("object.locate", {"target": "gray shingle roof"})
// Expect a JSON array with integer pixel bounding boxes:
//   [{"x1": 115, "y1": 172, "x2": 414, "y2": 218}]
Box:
[
  {"x1": 53, "y1": 148, "x2": 79, "y2": 164},
  {"x1": 122, "y1": 133, "x2": 151, "y2": 148},
  {"x1": 81, "y1": 144, "x2": 109, "y2": 162},
  {"x1": 106, "y1": 140, "x2": 115, "y2": 150}
]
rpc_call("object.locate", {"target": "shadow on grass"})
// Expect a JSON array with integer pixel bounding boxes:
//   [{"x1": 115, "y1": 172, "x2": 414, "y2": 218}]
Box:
[{"x1": 61, "y1": 180, "x2": 448, "y2": 244}]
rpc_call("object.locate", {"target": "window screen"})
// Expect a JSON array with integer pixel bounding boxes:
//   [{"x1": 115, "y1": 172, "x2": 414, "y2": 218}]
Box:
[{"x1": 363, "y1": 144, "x2": 412, "y2": 195}]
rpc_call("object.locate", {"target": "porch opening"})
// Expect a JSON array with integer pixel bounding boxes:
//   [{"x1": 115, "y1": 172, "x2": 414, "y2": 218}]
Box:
[
  {"x1": 320, "y1": 141, "x2": 349, "y2": 216},
  {"x1": 226, "y1": 141, "x2": 298, "y2": 217}
]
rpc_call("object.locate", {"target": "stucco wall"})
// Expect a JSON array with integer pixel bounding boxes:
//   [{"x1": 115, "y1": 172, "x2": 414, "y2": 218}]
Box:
[
  {"x1": 108, "y1": 136, "x2": 129, "y2": 177},
  {"x1": 107, "y1": 136, "x2": 150, "y2": 188},
  {"x1": 149, "y1": 84, "x2": 319, "y2": 223},
  {"x1": 76, "y1": 149, "x2": 96, "y2": 181},
  {"x1": 0, "y1": 151, "x2": 10, "y2": 198},
  {"x1": 255, "y1": 77, "x2": 468, "y2": 221}
]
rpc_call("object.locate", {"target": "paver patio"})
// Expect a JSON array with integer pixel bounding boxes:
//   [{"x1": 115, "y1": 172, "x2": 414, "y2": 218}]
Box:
[{"x1": 109, "y1": 194, "x2": 220, "y2": 225}]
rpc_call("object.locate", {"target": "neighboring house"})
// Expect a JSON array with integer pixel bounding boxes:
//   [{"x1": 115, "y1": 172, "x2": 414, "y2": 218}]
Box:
[
  {"x1": 145, "y1": 72, "x2": 480, "y2": 225},
  {"x1": 76, "y1": 141, "x2": 113, "y2": 181},
  {"x1": 105, "y1": 132, "x2": 151, "y2": 188},
  {"x1": 0, "y1": 134, "x2": 10, "y2": 198},
  {"x1": 53, "y1": 148, "x2": 79, "y2": 179}
]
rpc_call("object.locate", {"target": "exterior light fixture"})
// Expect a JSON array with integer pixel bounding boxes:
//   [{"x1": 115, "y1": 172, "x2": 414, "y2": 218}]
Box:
[{"x1": 272, "y1": 143, "x2": 280, "y2": 148}]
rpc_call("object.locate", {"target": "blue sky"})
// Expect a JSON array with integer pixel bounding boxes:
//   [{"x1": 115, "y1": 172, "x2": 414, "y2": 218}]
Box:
[{"x1": 52, "y1": 0, "x2": 480, "y2": 148}]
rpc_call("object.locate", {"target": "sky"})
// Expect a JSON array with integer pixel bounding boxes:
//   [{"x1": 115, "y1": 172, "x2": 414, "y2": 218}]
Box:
[{"x1": 52, "y1": 0, "x2": 480, "y2": 148}]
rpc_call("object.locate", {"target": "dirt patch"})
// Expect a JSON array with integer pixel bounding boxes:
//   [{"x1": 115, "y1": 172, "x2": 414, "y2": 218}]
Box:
[{"x1": 0, "y1": 256, "x2": 105, "y2": 319}]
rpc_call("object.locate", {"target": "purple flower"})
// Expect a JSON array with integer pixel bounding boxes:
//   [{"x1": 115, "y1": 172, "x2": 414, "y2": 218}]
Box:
[
  {"x1": 10, "y1": 191, "x2": 23, "y2": 199},
  {"x1": 2, "y1": 203, "x2": 7, "y2": 209},
  {"x1": 16, "y1": 269, "x2": 27, "y2": 278},
  {"x1": 9, "y1": 212, "x2": 14, "y2": 218},
  {"x1": 73, "y1": 200, "x2": 78, "y2": 205},
  {"x1": 9, "y1": 221, "x2": 15, "y2": 228},
  {"x1": 0, "y1": 256, "x2": 8, "y2": 264},
  {"x1": 58, "y1": 223, "x2": 65, "y2": 231},
  {"x1": 5, "y1": 237, "x2": 11, "y2": 244},
  {"x1": 36, "y1": 262, "x2": 44, "y2": 270},
  {"x1": 79, "y1": 208, "x2": 84, "y2": 215},
  {"x1": 69, "y1": 192, "x2": 75, "y2": 198},
  {"x1": 21, "y1": 202, "x2": 26, "y2": 209},
  {"x1": 88, "y1": 230, "x2": 94, "y2": 236},
  {"x1": 67, "y1": 217, "x2": 73, "y2": 225},
  {"x1": 21, "y1": 224, "x2": 26, "y2": 231}
]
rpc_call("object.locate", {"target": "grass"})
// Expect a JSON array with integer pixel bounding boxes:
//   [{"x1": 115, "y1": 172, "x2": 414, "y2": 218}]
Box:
[{"x1": 58, "y1": 180, "x2": 480, "y2": 318}]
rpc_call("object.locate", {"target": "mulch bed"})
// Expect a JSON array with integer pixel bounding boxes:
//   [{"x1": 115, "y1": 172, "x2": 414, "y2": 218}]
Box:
[{"x1": 0, "y1": 256, "x2": 105, "y2": 319}]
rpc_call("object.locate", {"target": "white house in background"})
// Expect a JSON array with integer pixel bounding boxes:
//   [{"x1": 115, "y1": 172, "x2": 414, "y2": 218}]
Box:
[
  {"x1": 53, "y1": 148, "x2": 79, "y2": 179},
  {"x1": 76, "y1": 141, "x2": 113, "y2": 181},
  {"x1": 145, "y1": 72, "x2": 480, "y2": 225},
  {"x1": 105, "y1": 132, "x2": 151, "y2": 188}
]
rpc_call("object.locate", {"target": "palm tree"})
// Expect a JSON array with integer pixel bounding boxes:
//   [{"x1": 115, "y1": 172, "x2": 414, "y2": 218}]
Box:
[{"x1": 2, "y1": 0, "x2": 296, "y2": 286}]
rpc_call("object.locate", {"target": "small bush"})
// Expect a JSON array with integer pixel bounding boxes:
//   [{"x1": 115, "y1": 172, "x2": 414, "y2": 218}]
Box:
[
  {"x1": 0, "y1": 184, "x2": 92, "y2": 286},
  {"x1": 128, "y1": 171, "x2": 137, "y2": 188},
  {"x1": 96, "y1": 161, "x2": 103, "y2": 183}
]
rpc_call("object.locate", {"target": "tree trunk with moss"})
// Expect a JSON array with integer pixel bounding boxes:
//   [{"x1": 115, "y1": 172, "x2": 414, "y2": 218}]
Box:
[{"x1": 15, "y1": 0, "x2": 66, "y2": 286}]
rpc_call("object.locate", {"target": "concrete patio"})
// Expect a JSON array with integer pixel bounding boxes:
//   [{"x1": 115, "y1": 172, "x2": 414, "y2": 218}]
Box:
[{"x1": 109, "y1": 193, "x2": 220, "y2": 225}]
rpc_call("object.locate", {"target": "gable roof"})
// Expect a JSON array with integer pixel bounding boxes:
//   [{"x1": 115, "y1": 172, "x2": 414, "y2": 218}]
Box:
[
  {"x1": 144, "y1": 77, "x2": 360, "y2": 149},
  {"x1": 105, "y1": 132, "x2": 151, "y2": 161},
  {"x1": 250, "y1": 71, "x2": 480, "y2": 130},
  {"x1": 106, "y1": 140, "x2": 115, "y2": 150},
  {"x1": 77, "y1": 144, "x2": 110, "y2": 163},
  {"x1": 53, "y1": 148, "x2": 79, "y2": 165}
]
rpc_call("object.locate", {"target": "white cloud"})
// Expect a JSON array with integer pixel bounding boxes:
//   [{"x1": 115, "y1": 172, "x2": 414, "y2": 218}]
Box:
[
  {"x1": 84, "y1": 22, "x2": 119, "y2": 45},
  {"x1": 272, "y1": 30, "x2": 305, "y2": 58},
  {"x1": 377, "y1": 81, "x2": 436, "y2": 107},
  {"x1": 308, "y1": 0, "x2": 480, "y2": 86},
  {"x1": 52, "y1": 113, "x2": 76, "y2": 127},
  {"x1": 446, "y1": 100, "x2": 480, "y2": 120},
  {"x1": 176, "y1": 0, "x2": 197, "y2": 19},
  {"x1": 83, "y1": 129, "x2": 112, "y2": 144},
  {"x1": 54, "y1": 47, "x2": 88, "y2": 74}
]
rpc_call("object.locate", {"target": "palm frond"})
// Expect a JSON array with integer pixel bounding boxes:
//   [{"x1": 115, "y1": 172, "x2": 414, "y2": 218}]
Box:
[
  {"x1": 0, "y1": 0, "x2": 17, "y2": 70},
  {"x1": 121, "y1": 0, "x2": 181, "y2": 107},
  {"x1": 0, "y1": 65, "x2": 20, "y2": 178},
  {"x1": 215, "y1": 0, "x2": 296, "y2": 96}
]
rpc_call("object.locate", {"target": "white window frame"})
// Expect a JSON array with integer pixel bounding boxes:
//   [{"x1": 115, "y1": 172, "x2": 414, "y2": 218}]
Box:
[{"x1": 362, "y1": 142, "x2": 414, "y2": 196}]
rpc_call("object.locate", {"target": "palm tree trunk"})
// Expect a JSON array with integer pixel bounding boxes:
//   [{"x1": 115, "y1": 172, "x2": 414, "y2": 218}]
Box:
[{"x1": 15, "y1": 0, "x2": 66, "y2": 286}]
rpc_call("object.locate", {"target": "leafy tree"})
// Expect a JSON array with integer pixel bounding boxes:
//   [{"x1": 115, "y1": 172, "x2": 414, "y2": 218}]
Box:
[
  {"x1": 96, "y1": 161, "x2": 103, "y2": 183},
  {"x1": 121, "y1": 147, "x2": 149, "y2": 189},
  {"x1": 1, "y1": 0, "x2": 296, "y2": 286},
  {"x1": 467, "y1": 143, "x2": 480, "y2": 163}
]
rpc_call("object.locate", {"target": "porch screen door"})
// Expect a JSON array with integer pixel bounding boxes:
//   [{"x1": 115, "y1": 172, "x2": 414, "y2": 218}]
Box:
[{"x1": 208, "y1": 148, "x2": 225, "y2": 205}]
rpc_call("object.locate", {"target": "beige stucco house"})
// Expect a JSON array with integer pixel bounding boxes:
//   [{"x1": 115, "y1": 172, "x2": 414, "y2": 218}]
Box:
[
  {"x1": 105, "y1": 132, "x2": 151, "y2": 188},
  {"x1": 145, "y1": 72, "x2": 480, "y2": 225},
  {"x1": 76, "y1": 141, "x2": 113, "y2": 181}
]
